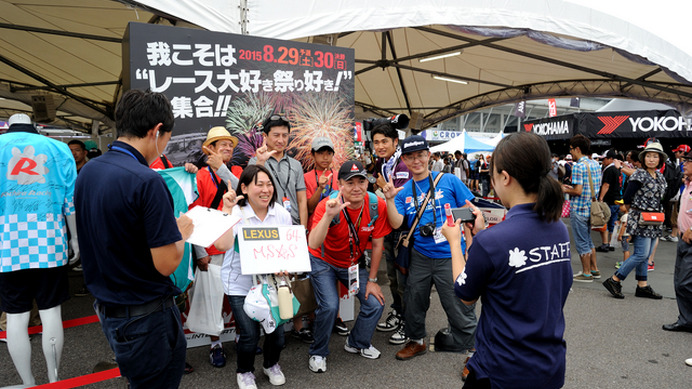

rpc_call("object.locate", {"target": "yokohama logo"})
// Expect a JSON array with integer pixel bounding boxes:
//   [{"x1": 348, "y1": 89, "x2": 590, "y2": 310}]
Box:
[
  {"x1": 523, "y1": 123, "x2": 533, "y2": 132},
  {"x1": 597, "y1": 116, "x2": 629, "y2": 135}
]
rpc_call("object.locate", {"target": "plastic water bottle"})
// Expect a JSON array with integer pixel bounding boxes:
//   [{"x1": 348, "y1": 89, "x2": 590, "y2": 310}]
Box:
[{"x1": 277, "y1": 278, "x2": 293, "y2": 320}]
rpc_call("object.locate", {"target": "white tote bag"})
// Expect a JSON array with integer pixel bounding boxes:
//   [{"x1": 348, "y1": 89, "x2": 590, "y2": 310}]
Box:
[{"x1": 186, "y1": 264, "x2": 225, "y2": 336}]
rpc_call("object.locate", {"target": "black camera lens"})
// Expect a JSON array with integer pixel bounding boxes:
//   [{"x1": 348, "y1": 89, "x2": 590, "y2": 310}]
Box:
[{"x1": 419, "y1": 223, "x2": 435, "y2": 237}]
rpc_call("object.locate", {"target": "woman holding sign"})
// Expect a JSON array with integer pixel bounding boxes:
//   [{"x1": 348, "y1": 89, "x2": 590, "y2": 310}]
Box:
[{"x1": 214, "y1": 164, "x2": 292, "y2": 389}]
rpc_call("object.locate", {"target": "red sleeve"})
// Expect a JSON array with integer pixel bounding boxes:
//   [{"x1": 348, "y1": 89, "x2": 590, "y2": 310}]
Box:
[
  {"x1": 304, "y1": 171, "x2": 317, "y2": 200},
  {"x1": 372, "y1": 197, "x2": 392, "y2": 239},
  {"x1": 231, "y1": 165, "x2": 243, "y2": 179}
]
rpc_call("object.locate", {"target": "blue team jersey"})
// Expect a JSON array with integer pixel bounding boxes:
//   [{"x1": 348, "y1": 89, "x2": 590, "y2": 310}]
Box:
[
  {"x1": 0, "y1": 131, "x2": 76, "y2": 272},
  {"x1": 394, "y1": 172, "x2": 474, "y2": 258}
]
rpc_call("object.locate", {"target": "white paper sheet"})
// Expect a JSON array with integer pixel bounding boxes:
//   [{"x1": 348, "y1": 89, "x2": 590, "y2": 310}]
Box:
[{"x1": 185, "y1": 206, "x2": 241, "y2": 248}]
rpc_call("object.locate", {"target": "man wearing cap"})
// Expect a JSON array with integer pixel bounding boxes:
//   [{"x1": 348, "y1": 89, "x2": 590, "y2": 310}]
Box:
[
  {"x1": 371, "y1": 122, "x2": 412, "y2": 345},
  {"x1": 662, "y1": 149, "x2": 692, "y2": 335},
  {"x1": 382, "y1": 135, "x2": 477, "y2": 361},
  {"x1": 188, "y1": 125, "x2": 240, "y2": 368},
  {"x1": 596, "y1": 149, "x2": 622, "y2": 252},
  {"x1": 250, "y1": 114, "x2": 308, "y2": 229},
  {"x1": 307, "y1": 160, "x2": 390, "y2": 373},
  {"x1": 0, "y1": 113, "x2": 79, "y2": 386},
  {"x1": 563, "y1": 134, "x2": 602, "y2": 282}
]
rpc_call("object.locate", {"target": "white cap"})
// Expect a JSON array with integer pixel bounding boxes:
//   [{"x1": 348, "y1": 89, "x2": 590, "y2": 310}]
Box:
[{"x1": 8, "y1": 113, "x2": 32, "y2": 126}]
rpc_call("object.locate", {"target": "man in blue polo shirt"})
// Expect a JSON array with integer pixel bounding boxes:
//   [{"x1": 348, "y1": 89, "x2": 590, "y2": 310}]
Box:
[
  {"x1": 382, "y1": 135, "x2": 477, "y2": 361},
  {"x1": 75, "y1": 90, "x2": 193, "y2": 389}
]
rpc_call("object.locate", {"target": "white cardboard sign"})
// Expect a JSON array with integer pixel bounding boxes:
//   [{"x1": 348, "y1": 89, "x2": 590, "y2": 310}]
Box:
[{"x1": 238, "y1": 225, "x2": 311, "y2": 275}]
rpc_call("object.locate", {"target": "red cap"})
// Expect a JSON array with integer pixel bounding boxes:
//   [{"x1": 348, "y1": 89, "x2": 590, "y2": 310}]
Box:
[{"x1": 672, "y1": 144, "x2": 691, "y2": 153}]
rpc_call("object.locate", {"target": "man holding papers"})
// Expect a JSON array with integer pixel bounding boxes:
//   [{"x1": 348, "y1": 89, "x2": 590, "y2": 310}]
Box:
[{"x1": 75, "y1": 90, "x2": 193, "y2": 389}]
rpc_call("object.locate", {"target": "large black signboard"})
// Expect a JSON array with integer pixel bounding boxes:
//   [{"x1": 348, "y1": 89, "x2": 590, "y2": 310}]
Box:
[
  {"x1": 123, "y1": 22, "x2": 355, "y2": 168},
  {"x1": 522, "y1": 115, "x2": 575, "y2": 140}
]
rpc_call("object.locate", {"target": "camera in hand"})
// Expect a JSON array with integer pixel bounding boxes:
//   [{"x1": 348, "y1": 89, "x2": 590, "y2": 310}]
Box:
[
  {"x1": 419, "y1": 222, "x2": 435, "y2": 237},
  {"x1": 450, "y1": 207, "x2": 476, "y2": 223}
]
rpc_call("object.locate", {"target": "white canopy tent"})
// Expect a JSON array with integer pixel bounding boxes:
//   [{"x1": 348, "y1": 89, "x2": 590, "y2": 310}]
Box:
[
  {"x1": 1, "y1": 0, "x2": 691, "y2": 133},
  {"x1": 430, "y1": 131, "x2": 495, "y2": 154}
]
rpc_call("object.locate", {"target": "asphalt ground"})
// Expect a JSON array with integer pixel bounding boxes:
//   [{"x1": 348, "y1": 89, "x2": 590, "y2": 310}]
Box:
[{"x1": 1, "y1": 219, "x2": 691, "y2": 388}]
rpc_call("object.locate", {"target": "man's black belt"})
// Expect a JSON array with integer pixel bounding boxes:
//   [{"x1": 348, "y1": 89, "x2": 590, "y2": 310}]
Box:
[{"x1": 103, "y1": 297, "x2": 175, "y2": 318}]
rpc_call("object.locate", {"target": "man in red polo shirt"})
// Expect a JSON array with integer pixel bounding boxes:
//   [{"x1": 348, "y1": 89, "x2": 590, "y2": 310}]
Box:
[
  {"x1": 306, "y1": 160, "x2": 390, "y2": 373},
  {"x1": 189, "y1": 126, "x2": 240, "y2": 368}
]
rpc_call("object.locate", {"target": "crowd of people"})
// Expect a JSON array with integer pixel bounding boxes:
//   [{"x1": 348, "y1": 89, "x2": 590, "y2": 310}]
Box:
[{"x1": 1, "y1": 89, "x2": 691, "y2": 388}]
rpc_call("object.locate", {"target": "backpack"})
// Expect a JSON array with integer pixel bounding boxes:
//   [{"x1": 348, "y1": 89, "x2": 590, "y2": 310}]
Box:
[
  {"x1": 662, "y1": 160, "x2": 682, "y2": 202},
  {"x1": 328, "y1": 191, "x2": 380, "y2": 227}
]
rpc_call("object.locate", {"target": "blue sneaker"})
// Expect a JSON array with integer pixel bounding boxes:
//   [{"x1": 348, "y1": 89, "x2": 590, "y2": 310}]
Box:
[{"x1": 210, "y1": 345, "x2": 226, "y2": 368}]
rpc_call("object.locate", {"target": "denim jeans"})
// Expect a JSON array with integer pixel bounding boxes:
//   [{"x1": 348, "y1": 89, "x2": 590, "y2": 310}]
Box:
[
  {"x1": 615, "y1": 235, "x2": 655, "y2": 281},
  {"x1": 405, "y1": 248, "x2": 476, "y2": 350},
  {"x1": 606, "y1": 204, "x2": 620, "y2": 233},
  {"x1": 227, "y1": 295, "x2": 284, "y2": 373},
  {"x1": 308, "y1": 254, "x2": 384, "y2": 357},
  {"x1": 95, "y1": 300, "x2": 186, "y2": 389},
  {"x1": 570, "y1": 213, "x2": 594, "y2": 255}
]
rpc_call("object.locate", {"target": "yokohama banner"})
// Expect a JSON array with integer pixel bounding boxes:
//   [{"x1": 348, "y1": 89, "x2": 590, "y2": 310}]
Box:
[{"x1": 523, "y1": 110, "x2": 691, "y2": 140}]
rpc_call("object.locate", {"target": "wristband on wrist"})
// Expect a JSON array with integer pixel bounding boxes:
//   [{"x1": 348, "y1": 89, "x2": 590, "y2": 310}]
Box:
[{"x1": 368, "y1": 277, "x2": 378, "y2": 283}]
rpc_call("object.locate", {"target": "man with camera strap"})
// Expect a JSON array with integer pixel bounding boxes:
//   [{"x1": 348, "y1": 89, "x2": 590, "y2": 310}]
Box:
[{"x1": 382, "y1": 135, "x2": 478, "y2": 361}]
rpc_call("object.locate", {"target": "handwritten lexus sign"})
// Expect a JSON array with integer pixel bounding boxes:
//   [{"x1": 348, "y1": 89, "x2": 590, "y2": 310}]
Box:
[{"x1": 238, "y1": 226, "x2": 311, "y2": 274}]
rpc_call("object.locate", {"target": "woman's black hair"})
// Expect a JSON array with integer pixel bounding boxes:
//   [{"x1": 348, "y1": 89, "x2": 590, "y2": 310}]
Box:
[
  {"x1": 235, "y1": 165, "x2": 278, "y2": 208},
  {"x1": 490, "y1": 132, "x2": 563, "y2": 222}
]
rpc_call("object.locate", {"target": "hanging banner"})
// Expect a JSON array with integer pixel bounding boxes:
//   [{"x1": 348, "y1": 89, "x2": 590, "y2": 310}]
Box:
[
  {"x1": 421, "y1": 129, "x2": 464, "y2": 141},
  {"x1": 548, "y1": 99, "x2": 557, "y2": 117},
  {"x1": 576, "y1": 110, "x2": 691, "y2": 138},
  {"x1": 522, "y1": 109, "x2": 690, "y2": 140},
  {"x1": 522, "y1": 116, "x2": 575, "y2": 140},
  {"x1": 123, "y1": 22, "x2": 355, "y2": 170}
]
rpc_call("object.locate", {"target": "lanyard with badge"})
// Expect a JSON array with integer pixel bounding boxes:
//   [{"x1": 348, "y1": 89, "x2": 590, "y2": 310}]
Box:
[
  {"x1": 340, "y1": 197, "x2": 365, "y2": 296},
  {"x1": 267, "y1": 159, "x2": 293, "y2": 212},
  {"x1": 412, "y1": 173, "x2": 446, "y2": 244}
]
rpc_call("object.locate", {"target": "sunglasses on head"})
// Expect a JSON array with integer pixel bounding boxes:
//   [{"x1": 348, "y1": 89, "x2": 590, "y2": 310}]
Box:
[{"x1": 267, "y1": 114, "x2": 289, "y2": 122}]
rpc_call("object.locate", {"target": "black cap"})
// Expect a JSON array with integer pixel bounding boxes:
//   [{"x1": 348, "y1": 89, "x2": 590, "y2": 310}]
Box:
[
  {"x1": 401, "y1": 135, "x2": 429, "y2": 155},
  {"x1": 681, "y1": 150, "x2": 692, "y2": 161},
  {"x1": 603, "y1": 149, "x2": 618, "y2": 160},
  {"x1": 338, "y1": 160, "x2": 367, "y2": 181}
]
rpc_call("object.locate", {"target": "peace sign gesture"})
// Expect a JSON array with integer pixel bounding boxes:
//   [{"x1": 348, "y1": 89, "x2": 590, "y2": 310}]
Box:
[
  {"x1": 382, "y1": 174, "x2": 403, "y2": 200},
  {"x1": 318, "y1": 172, "x2": 333, "y2": 189},
  {"x1": 255, "y1": 140, "x2": 277, "y2": 165},
  {"x1": 325, "y1": 191, "x2": 350, "y2": 219},
  {"x1": 203, "y1": 145, "x2": 224, "y2": 171}
]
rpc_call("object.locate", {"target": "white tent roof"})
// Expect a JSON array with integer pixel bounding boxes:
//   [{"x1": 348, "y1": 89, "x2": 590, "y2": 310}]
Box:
[
  {"x1": 430, "y1": 131, "x2": 495, "y2": 154},
  {"x1": 1, "y1": 0, "x2": 691, "y2": 133}
]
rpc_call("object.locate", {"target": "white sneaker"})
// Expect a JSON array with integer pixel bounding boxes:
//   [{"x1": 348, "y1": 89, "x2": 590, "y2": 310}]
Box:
[
  {"x1": 263, "y1": 363, "x2": 286, "y2": 386},
  {"x1": 389, "y1": 321, "x2": 408, "y2": 345},
  {"x1": 670, "y1": 236, "x2": 679, "y2": 243},
  {"x1": 376, "y1": 309, "x2": 400, "y2": 332},
  {"x1": 237, "y1": 372, "x2": 257, "y2": 389},
  {"x1": 308, "y1": 355, "x2": 326, "y2": 373},
  {"x1": 344, "y1": 341, "x2": 381, "y2": 359}
]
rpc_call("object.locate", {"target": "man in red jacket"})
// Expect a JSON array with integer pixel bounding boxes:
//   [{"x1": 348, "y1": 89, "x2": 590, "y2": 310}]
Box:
[{"x1": 189, "y1": 126, "x2": 239, "y2": 368}]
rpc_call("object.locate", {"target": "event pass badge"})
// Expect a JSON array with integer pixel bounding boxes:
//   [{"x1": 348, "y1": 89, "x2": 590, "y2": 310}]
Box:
[{"x1": 348, "y1": 264, "x2": 359, "y2": 296}]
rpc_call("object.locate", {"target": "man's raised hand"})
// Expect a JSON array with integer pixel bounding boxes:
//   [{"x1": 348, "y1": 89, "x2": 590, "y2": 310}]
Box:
[
  {"x1": 382, "y1": 174, "x2": 403, "y2": 200},
  {"x1": 203, "y1": 145, "x2": 224, "y2": 171}
]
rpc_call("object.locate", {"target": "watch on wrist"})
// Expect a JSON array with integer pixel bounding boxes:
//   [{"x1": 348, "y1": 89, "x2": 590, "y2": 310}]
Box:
[{"x1": 368, "y1": 277, "x2": 378, "y2": 283}]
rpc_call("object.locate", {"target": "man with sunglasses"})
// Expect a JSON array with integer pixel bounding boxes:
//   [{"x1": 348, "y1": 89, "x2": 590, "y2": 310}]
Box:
[
  {"x1": 382, "y1": 135, "x2": 477, "y2": 362},
  {"x1": 250, "y1": 115, "x2": 308, "y2": 230}
]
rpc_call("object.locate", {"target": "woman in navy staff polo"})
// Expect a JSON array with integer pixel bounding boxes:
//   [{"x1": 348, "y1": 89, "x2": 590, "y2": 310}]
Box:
[{"x1": 441, "y1": 132, "x2": 572, "y2": 389}]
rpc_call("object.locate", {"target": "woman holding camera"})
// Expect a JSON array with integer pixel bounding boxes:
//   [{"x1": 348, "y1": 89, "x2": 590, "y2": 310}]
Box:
[
  {"x1": 441, "y1": 132, "x2": 572, "y2": 389},
  {"x1": 214, "y1": 164, "x2": 292, "y2": 389}
]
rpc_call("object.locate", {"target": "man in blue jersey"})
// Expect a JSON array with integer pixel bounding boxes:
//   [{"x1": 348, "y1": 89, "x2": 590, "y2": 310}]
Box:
[{"x1": 382, "y1": 135, "x2": 477, "y2": 360}]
